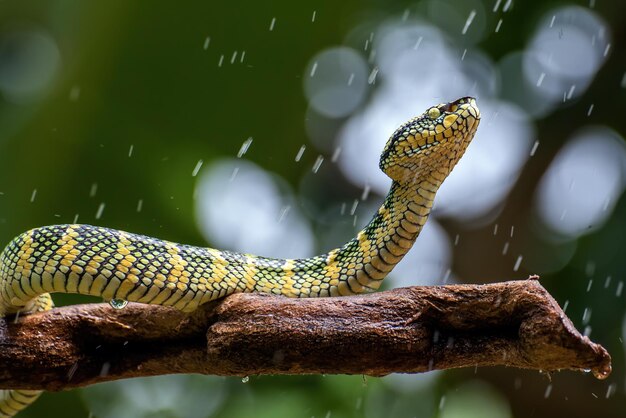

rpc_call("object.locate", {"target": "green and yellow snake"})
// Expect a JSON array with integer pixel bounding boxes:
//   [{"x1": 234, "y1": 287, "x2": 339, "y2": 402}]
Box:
[{"x1": 0, "y1": 97, "x2": 479, "y2": 417}]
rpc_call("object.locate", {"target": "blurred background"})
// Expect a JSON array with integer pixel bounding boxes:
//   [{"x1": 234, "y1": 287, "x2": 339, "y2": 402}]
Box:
[{"x1": 1, "y1": 0, "x2": 625, "y2": 417}]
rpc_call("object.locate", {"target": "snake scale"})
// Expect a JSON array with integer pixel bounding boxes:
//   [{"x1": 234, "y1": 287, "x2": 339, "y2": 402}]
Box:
[{"x1": 0, "y1": 97, "x2": 479, "y2": 417}]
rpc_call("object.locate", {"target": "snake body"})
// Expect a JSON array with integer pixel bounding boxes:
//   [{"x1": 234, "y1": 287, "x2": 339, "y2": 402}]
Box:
[{"x1": 0, "y1": 97, "x2": 480, "y2": 417}]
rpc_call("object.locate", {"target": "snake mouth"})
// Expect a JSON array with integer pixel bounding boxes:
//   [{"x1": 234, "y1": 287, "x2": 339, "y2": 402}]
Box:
[{"x1": 452, "y1": 96, "x2": 480, "y2": 120}]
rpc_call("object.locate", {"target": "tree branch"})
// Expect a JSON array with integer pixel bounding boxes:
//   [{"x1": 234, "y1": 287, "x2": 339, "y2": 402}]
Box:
[{"x1": 0, "y1": 279, "x2": 611, "y2": 391}]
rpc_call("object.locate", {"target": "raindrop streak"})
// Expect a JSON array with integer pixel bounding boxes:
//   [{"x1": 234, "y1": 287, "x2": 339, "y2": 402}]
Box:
[
  {"x1": 368, "y1": 67, "x2": 379, "y2": 84},
  {"x1": 269, "y1": 17, "x2": 276, "y2": 31},
  {"x1": 73, "y1": 214, "x2": 80, "y2": 224},
  {"x1": 203, "y1": 36, "x2": 210, "y2": 50},
  {"x1": 604, "y1": 275, "x2": 612, "y2": 288},
  {"x1": 109, "y1": 299, "x2": 128, "y2": 310},
  {"x1": 544, "y1": 384, "x2": 553, "y2": 399},
  {"x1": 503, "y1": 0, "x2": 512, "y2": 12},
  {"x1": 361, "y1": 184, "x2": 371, "y2": 201},
  {"x1": 89, "y1": 183, "x2": 98, "y2": 197},
  {"x1": 606, "y1": 383, "x2": 616, "y2": 398},
  {"x1": 603, "y1": 44, "x2": 611, "y2": 57},
  {"x1": 414, "y1": 36, "x2": 423, "y2": 50},
  {"x1": 230, "y1": 51, "x2": 238, "y2": 64},
  {"x1": 331, "y1": 147, "x2": 341, "y2": 162},
  {"x1": 582, "y1": 307, "x2": 591, "y2": 324},
  {"x1": 30, "y1": 189, "x2": 37, "y2": 203},
  {"x1": 241, "y1": 376, "x2": 249, "y2": 383},
  {"x1": 586, "y1": 279, "x2": 593, "y2": 292},
  {"x1": 502, "y1": 241, "x2": 510, "y2": 255},
  {"x1": 536, "y1": 72, "x2": 546, "y2": 87},
  {"x1": 350, "y1": 199, "x2": 359, "y2": 215},
  {"x1": 530, "y1": 140, "x2": 540, "y2": 156},
  {"x1": 510, "y1": 226, "x2": 515, "y2": 237},
  {"x1": 295, "y1": 145, "x2": 306, "y2": 162},
  {"x1": 311, "y1": 155, "x2": 324, "y2": 173},
  {"x1": 493, "y1": 223, "x2": 499, "y2": 235},
  {"x1": 493, "y1": 0, "x2": 502, "y2": 12},
  {"x1": 100, "y1": 362, "x2": 110, "y2": 377},
  {"x1": 218, "y1": 55, "x2": 224, "y2": 67},
  {"x1": 277, "y1": 205, "x2": 291, "y2": 223},
  {"x1": 240, "y1": 51, "x2": 246, "y2": 63},
  {"x1": 587, "y1": 104, "x2": 594, "y2": 116},
  {"x1": 67, "y1": 362, "x2": 79, "y2": 380},
  {"x1": 310, "y1": 62, "x2": 318, "y2": 77},
  {"x1": 562, "y1": 300, "x2": 569, "y2": 312},
  {"x1": 136, "y1": 199, "x2": 143, "y2": 213},
  {"x1": 443, "y1": 268, "x2": 451, "y2": 284},
  {"x1": 192, "y1": 160, "x2": 204, "y2": 177},
  {"x1": 229, "y1": 167, "x2": 239, "y2": 182},
  {"x1": 454, "y1": 234, "x2": 460, "y2": 246},
  {"x1": 616, "y1": 281, "x2": 623, "y2": 297},
  {"x1": 513, "y1": 255, "x2": 523, "y2": 271},
  {"x1": 495, "y1": 19, "x2": 503, "y2": 33},
  {"x1": 311, "y1": 10, "x2": 316, "y2": 22},
  {"x1": 69, "y1": 85, "x2": 80, "y2": 101},
  {"x1": 95, "y1": 203, "x2": 105, "y2": 220},
  {"x1": 462, "y1": 10, "x2": 477, "y2": 35},
  {"x1": 237, "y1": 137, "x2": 253, "y2": 158},
  {"x1": 128, "y1": 145, "x2": 134, "y2": 157}
]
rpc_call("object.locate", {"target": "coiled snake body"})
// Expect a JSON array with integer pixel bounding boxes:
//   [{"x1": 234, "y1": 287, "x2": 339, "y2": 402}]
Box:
[{"x1": 0, "y1": 97, "x2": 480, "y2": 417}]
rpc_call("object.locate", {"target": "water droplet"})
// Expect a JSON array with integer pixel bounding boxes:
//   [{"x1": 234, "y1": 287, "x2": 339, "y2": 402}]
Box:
[
  {"x1": 241, "y1": 376, "x2": 249, "y2": 383},
  {"x1": 109, "y1": 299, "x2": 128, "y2": 310}
]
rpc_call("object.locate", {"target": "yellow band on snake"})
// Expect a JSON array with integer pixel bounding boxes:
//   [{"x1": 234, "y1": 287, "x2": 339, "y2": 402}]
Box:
[{"x1": 0, "y1": 96, "x2": 480, "y2": 417}]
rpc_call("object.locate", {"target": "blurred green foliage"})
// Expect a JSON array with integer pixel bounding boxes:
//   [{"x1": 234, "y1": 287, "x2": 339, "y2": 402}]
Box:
[{"x1": 1, "y1": 1, "x2": 626, "y2": 417}]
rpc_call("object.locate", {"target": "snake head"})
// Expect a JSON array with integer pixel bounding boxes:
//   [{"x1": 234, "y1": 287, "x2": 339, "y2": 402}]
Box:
[{"x1": 379, "y1": 96, "x2": 480, "y2": 185}]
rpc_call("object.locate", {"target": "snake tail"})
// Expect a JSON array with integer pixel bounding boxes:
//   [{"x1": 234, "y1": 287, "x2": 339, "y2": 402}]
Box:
[{"x1": 0, "y1": 97, "x2": 480, "y2": 417}]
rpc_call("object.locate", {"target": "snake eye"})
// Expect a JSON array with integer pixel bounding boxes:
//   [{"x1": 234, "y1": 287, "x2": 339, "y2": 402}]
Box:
[
  {"x1": 440, "y1": 103, "x2": 457, "y2": 113},
  {"x1": 427, "y1": 107, "x2": 441, "y2": 119}
]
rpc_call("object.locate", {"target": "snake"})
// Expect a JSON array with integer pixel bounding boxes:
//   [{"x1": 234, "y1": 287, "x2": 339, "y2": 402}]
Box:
[{"x1": 0, "y1": 97, "x2": 479, "y2": 417}]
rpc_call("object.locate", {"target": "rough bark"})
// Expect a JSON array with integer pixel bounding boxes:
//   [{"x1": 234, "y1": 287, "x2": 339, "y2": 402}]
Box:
[{"x1": 0, "y1": 278, "x2": 611, "y2": 391}]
